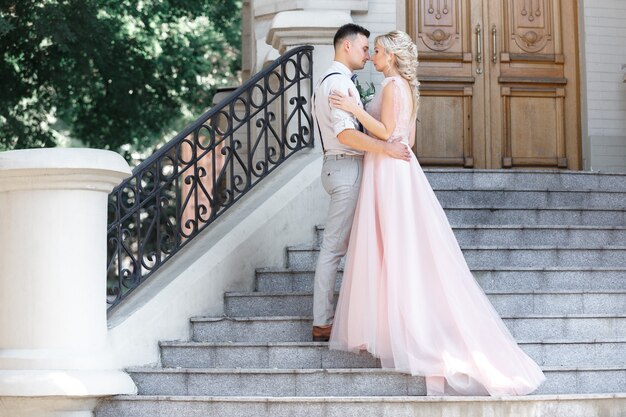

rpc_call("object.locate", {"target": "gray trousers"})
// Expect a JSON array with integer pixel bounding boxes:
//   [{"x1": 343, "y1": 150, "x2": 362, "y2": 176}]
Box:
[{"x1": 313, "y1": 154, "x2": 363, "y2": 326}]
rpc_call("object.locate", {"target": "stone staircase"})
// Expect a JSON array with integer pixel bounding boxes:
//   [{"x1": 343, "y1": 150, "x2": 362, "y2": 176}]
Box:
[{"x1": 97, "y1": 169, "x2": 626, "y2": 417}]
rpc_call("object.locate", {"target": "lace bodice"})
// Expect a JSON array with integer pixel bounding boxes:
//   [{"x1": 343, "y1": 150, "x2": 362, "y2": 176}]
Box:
[{"x1": 365, "y1": 76, "x2": 413, "y2": 144}]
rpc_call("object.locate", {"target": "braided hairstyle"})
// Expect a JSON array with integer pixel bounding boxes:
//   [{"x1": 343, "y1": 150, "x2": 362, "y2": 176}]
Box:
[{"x1": 374, "y1": 31, "x2": 420, "y2": 120}]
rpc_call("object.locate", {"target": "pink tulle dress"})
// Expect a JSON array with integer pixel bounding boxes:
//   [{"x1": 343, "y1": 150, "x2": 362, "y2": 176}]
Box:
[{"x1": 328, "y1": 76, "x2": 545, "y2": 396}]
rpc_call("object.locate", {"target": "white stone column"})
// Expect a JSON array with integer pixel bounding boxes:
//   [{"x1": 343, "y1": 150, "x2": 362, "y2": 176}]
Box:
[
  {"x1": 267, "y1": 10, "x2": 354, "y2": 154},
  {"x1": 0, "y1": 148, "x2": 136, "y2": 417},
  {"x1": 267, "y1": 10, "x2": 353, "y2": 84}
]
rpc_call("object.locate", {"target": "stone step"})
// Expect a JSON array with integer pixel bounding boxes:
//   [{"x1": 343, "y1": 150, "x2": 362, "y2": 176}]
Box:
[
  {"x1": 128, "y1": 367, "x2": 425, "y2": 397},
  {"x1": 314, "y1": 225, "x2": 626, "y2": 247},
  {"x1": 190, "y1": 315, "x2": 626, "y2": 343},
  {"x1": 97, "y1": 393, "x2": 626, "y2": 417},
  {"x1": 430, "y1": 189, "x2": 626, "y2": 210},
  {"x1": 442, "y1": 207, "x2": 626, "y2": 227},
  {"x1": 159, "y1": 339, "x2": 626, "y2": 369},
  {"x1": 421, "y1": 169, "x2": 626, "y2": 192},
  {"x1": 224, "y1": 291, "x2": 626, "y2": 317},
  {"x1": 286, "y1": 245, "x2": 626, "y2": 269},
  {"x1": 125, "y1": 366, "x2": 626, "y2": 396},
  {"x1": 160, "y1": 341, "x2": 379, "y2": 369},
  {"x1": 255, "y1": 267, "x2": 626, "y2": 293}
]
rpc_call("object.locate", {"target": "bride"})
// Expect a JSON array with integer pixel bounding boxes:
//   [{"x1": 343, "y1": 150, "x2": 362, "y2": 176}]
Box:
[{"x1": 327, "y1": 30, "x2": 545, "y2": 396}]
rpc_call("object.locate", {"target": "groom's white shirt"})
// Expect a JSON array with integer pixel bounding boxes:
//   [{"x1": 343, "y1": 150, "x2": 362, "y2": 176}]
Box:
[{"x1": 312, "y1": 61, "x2": 365, "y2": 156}]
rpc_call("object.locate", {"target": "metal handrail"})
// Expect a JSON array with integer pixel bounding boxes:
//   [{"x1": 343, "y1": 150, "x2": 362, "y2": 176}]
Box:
[{"x1": 106, "y1": 45, "x2": 314, "y2": 309}]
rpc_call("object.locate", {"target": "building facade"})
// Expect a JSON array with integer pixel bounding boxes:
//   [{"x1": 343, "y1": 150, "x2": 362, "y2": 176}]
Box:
[{"x1": 242, "y1": 0, "x2": 626, "y2": 172}]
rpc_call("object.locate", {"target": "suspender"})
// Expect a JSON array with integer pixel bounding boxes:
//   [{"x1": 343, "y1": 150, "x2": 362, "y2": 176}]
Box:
[{"x1": 312, "y1": 72, "x2": 341, "y2": 154}]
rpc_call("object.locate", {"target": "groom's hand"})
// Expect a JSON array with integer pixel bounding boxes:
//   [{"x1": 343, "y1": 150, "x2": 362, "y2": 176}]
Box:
[{"x1": 384, "y1": 142, "x2": 412, "y2": 161}]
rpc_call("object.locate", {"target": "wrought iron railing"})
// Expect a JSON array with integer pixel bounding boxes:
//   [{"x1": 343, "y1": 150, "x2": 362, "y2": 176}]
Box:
[{"x1": 106, "y1": 46, "x2": 314, "y2": 308}]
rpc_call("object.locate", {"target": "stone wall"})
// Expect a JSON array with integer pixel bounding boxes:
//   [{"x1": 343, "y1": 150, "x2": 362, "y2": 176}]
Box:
[
  {"x1": 583, "y1": 0, "x2": 626, "y2": 172},
  {"x1": 352, "y1": 0, "x2": 398, "y2": 85}
]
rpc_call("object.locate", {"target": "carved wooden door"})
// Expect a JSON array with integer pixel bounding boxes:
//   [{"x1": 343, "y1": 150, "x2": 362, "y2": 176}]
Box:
[{"x1": 407, "y1": 0, "x2": 581, "y2": 169}]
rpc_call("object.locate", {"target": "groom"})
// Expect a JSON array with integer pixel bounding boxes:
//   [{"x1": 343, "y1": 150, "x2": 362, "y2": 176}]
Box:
[{"x1": 311, "y1": 23, "x2": 411, "y2": 341}]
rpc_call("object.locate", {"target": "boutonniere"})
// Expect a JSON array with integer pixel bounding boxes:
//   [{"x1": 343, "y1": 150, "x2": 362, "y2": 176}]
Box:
[{"x1": 355, "y1": 80, "x2": 375, "y2": 106}]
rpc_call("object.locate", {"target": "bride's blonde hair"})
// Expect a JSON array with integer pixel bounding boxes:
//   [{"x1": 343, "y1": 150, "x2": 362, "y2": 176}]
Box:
[{"x1": 374, "y1": 31, "x2": 420, "y2": 121}]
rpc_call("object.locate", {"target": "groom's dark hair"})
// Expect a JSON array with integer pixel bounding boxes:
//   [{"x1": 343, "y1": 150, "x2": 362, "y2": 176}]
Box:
[{"x1": 333, "y1": 23, "x2": 370, "y2": 49}]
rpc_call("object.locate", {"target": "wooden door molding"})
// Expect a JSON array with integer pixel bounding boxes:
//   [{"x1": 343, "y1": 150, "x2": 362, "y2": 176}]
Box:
[
  {"x1": 418, "y1": 0, "x2": 462, "y2": 53},
  {"x1": 504, "y1": 0, "x2": 557, "y2": 55},
  {"x1": 500, "y1": 0, "x2": 564, "y2": 73},
  {"x1": 408, "y1": 0, "x2": 473, "y2": 68}
]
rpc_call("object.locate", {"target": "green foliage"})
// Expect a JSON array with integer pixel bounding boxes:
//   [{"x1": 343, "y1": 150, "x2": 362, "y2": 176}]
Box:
[
  {"x1": 355, "y1": 79, "x2": 375, "y2": 106},
  {"x1": 0, "y1": 0, "x2": 241, "y2": 156}
]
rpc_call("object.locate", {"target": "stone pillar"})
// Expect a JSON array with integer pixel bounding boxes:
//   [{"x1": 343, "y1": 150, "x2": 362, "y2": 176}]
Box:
[
  {"x1": 267, "y1": 10, "x2": 354, "y2": 84},
  {"x1": 0, "y1": 148, "x2": 136, "y2": 417},
  {"x1": 267, "y1": 10, "x2": 354, "y2": 153}
]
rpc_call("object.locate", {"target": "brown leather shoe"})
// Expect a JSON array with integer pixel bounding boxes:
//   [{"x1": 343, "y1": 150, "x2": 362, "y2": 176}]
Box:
[{"x1": 312, "y1": 325, "x2": 332, "y2": 342}]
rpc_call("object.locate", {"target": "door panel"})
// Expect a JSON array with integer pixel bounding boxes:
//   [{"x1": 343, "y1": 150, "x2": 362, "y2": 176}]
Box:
[
  {"x1": 416, "y1": 86, "x2": 474, "y2": 167},
  {"x1": 502, "y1": 86, "x2": 567, "y2": 167},
  {"x1": 505, "y1": 0, "x2": 558, "y2": 57},
  {"x1": 408, "y1": 0, "x2": 482, "y2": 167},
  {"x1": 407, "y1": 0, "x2": 581, "y2": 169},
  {"x1": 418, "y1": 0, "x2": 464, "y2": 54}
]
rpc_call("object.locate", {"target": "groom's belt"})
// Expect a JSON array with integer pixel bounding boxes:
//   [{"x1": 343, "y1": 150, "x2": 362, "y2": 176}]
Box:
[{"x1": 323, "y1": 153, "x2": 364, "y2": 161}]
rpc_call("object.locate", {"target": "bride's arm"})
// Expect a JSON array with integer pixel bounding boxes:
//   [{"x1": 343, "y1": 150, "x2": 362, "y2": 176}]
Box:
[{"x1": 329, "y1": 82, "x2": 397, "y2": 141}]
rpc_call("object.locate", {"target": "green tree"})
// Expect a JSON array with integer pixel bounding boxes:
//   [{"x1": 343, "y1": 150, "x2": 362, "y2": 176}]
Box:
[{"x1": 0, "y1": 0, "x2": 241, "y2": 157}]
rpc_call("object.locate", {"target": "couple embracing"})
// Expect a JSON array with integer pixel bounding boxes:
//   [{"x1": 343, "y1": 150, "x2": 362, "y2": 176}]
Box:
[{"x1": 310, "y1": 23, "x2": 545, "y2": 396}]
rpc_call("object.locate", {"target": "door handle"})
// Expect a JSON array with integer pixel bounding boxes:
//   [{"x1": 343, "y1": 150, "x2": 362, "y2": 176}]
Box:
[
  {"x1": 475, "y1": 24, "x2": 483, "y2": 74},
  {"x1": 491, "y1": 25, "x2": 498, "y2": 64}
]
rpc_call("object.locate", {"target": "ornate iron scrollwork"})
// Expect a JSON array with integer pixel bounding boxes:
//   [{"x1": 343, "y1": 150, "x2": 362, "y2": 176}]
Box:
[{"x1": 106, "y1": 46, "x2": 314, "y2": 309}]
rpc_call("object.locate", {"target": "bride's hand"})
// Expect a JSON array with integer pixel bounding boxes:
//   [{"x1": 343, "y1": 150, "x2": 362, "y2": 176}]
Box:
[{"x1": 329, "y1": 89, "x2": 360, "y2": 114}]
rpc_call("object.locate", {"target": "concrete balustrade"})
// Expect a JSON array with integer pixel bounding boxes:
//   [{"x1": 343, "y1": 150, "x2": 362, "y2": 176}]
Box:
[{"x1": 0, "y1": 148, "x2": 136, "y2": 417}]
